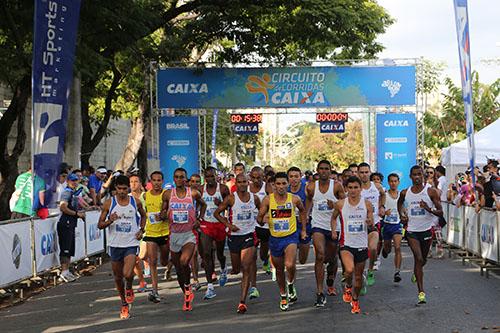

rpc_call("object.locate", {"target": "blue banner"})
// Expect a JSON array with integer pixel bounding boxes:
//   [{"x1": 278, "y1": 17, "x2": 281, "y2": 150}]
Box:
[
  {"x1": 159, "y1": 116, "x2": 199, "y2": 185},
  {"x1": 453, "y1": 0, "x2": 476, "y2": 187},
  {"x1": 319, "y1": 122, "x2": 345, "y2": 133},
  {"x1": 157, "y1": 66, "x2": 416, "y2": 109},
  {"x1": 233, "y1": 123, "x2": 259, "y2": 135},
  {"x1": 376, "y1": 113, "x2": 417, "y2": 190},
  {"x1": 211, "y1": 109, "x2": 218, "y2": 167},
  {"x1": 32, "y1": 0, "x2": 81, "y2": 208}
]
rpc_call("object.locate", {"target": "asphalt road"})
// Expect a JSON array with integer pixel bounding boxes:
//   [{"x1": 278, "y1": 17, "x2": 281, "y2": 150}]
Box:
[{"x1": 1, "y1": 245, "x2": 499, "y2": 333}]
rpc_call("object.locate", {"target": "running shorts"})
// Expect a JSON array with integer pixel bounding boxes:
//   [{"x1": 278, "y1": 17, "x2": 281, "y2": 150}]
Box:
[
  {"x1": 382, "y1": 223, "x2": 402, "y2": 241},
  {"x1": 143, "y1": 235, "x2": 169, "y2": 247},
  {"x1": 200, "y1": 221, "x2": 227, "y2": 242},
  {"x1": 312, "y1": 227, "x2": 338, "y2": 244},
  {"x1": 340, "y1": 246, "x2": 369, "y2": 263},
  {"x1": 109, "y1": 246, "x2": 139, "y2": 262},
  {"x1": 269, "y1": 233, "x2": 299, "y2": 258},
  {"x1": 170, "y1": 231, "x2": 197, "y2": 253},
  {"x1": 228, "y1": 232, "x2": 257, "y2": 253}
]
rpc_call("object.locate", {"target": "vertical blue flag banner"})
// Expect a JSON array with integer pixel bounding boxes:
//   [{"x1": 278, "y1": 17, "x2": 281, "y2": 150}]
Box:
[
  {"x1": 211, "y1": 109, "x2": 218, "y2": 167},
  {"x1": 376, "y1": 113, "x2": 417, "y2": 190},
  {"x1": 159, "y1": 116, "x2": 199, "y2": 185},
  {"x1": 32, "y1": 0, "x2": 82, "y2": 208},
  {"x1": 453, "y1": 0, "x2": 476, "y2": 186}
]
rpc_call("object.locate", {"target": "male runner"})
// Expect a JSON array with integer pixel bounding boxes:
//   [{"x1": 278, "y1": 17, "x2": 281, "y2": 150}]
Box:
[
  {"x1": 287, "y1": 166, "x2": 310, "y2": 264},
  {"x1": 142, "y1": 171, "x2": 170, "y2": 302},
  {"x1": 398, "y1": 165, "x2": 443, "y2": 305},
  {"x1": 161, "y1": 168, "x2": 206, "y2": 311},
  {"x1": 200, "y1": 167, "x2": 230, "y2": 299},
  {"x1": 305, "y1": 160, "x2": 346, "y2": 307},
  {"x1": 348, "y1": 163, "x2": 359, "y2": 177},
  {"x1": 381, "y1": 173, "x2": 403, "y2": 283},
  {"x1": 258, "y1": 172, "x2": 307, "y2": 311},
  {"x1": 229, "y1": 162, "x2": 246, "y2": 192},
  {"x1": 358, "y1": 162, "x2": 385, "y2": 286},
  {"x1": 214, "y1": 173, "x2": 260, "y2": 314},
  {"x1": 98, "y1": 175, "x2": 146, "y2": 319},
  {"x1": 331, "y1": 176, "x2": 374, "y2": 314}
]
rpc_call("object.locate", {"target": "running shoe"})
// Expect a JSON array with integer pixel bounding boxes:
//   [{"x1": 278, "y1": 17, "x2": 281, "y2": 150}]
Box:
[
  {"x1": 183, "y1": 287, "x2": 194, "y2": 311},
  {"x1": 193, "y1": 281, "x2": 201, "y2": 291},
  {"x1": 164, "y1": 268, "x2": 173, "y2": 281},
  {"x1": 125, "y1": 289, "x2": 135, "y2": 304},
  {"x1": 271, "y1": 267, "x2": 277, "y2": 282},
  {"x1": 342, "y1": 287, "x2": 352, "y2": 303},
  {"x1": 249, "y1": 287, "x2": 260, "y2": 299},
  {"x1": 280, "y1": 296, "x2": 289, "y2": 311},
  {"x1": 417, "y1": 292, "x2": 427, "y2": 305},
  {"x1": 137, "y1": 281, "x2": 148, "y2": 293},
  {"x1": 219, "y1": 268, "x2": 228, "y2": 287},
  {"x1": 237, "y1": 302, "x2": 247, "y2": 314},
  {"x1": 58, "y1": 273, "x2": 76, "y2": 283},
  {"x1": 204, "y1": 288, "x2": 216, "y2": 300},
  {"x1": 288, "y1": 283, "x2": 298, "y2": 303},
  {"x1": 373, "y1": 259, "x2": 381, "y2": 271},
  {"x1": 315, "y1": 293, "x2": 326, "y2": 307},
  {"x1": 350, "y1": 300, "x2": 361, "y2": 314},
  {"x1": 120, "y1": 304, "x2": 130, "y2": 319},
  {"x1": 327, "y1": 286, "x2": 337, "y2": 296},
  {"x1": 366, "y1": 270, "x2": 375, "y2": 286},
  {"x1": 263, "y1": 261, "x2": 271, "y2": 274},
  {"x1": 394, "y1": 271, "x2": 402, "y2": 283},
  {"x1": 359, "y1": 273, "x2": 367, "y2": 296},
  {"x1": 148, "y1": 290, "x2": 161, "y2": 303},
  {"x1": 411, "y1": 273, "x2": 417, "y2": 283}
]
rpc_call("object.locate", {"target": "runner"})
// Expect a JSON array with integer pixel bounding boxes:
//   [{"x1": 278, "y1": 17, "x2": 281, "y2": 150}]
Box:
[
  {"x1": 188, "y1": 174, "x2": 203, "y2": 291},
  {"x1": 287, "y1": 166, "x2": 310, "y2": 264},
  {"x1": 141, "y1": 171, "x2": 170, "y2": 302},
  {"x1": 305, "y1": 160, "x2": 346, "y2": 307},
  {"x1": 214, "y1": 173, "x2": 260, "y2": 314},
  {"x1": 331, "y1": 176, "x2": 374, "y2": 314},
  {"x1": 381, "y1": 173, "x2": 403, "y2": 283},
  {"x1": 229, "y1": 162, "x2": 246, "y2": 193},
  {"x1": 98, "y1": 175, "x2": 146, "y2": 319},
  {"x1": 129, "y1": 174, "x2": 148, "y2": 293},
  {"x1": 258, "y1": 172, "x2": 307, "y2": 311},
  {"x1": 358, "y1": 162, "x2": 385, "y2": 286},
  {"x1": 200, "y1": 166, "x2": 230, "y2": 300},
  {"x1": 398, "y1": 165, "x2": 443, "y2": 305},
  {"x1": 161, "y1": 168, "x2": 207, "y2": 311}
]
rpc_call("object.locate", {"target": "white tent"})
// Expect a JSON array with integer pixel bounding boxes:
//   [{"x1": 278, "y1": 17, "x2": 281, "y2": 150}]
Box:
[{"x1": 441, "y1": 117, "x2": 500, "y2": 178}]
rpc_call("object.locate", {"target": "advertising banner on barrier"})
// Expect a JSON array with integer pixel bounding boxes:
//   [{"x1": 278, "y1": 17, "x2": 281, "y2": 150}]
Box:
[
  {"x1": 0, "y1": 221, "x2": 33, "y2": 288},
  {"x1": 441, "y1": 202, "x2": 449, "y2": 240},
  {"x1": 34, "y1": 217, "x2": 60, "y2": 273},
  {"x1": 479, "y1": 211, "x2": 498, "y2": 263},
  {"x1": 159, "y1": 116, "x2": 199, "y2": 185},
  {"x1": 447, "y1": 204, "x2": 464, "y2": 248},
  {"x1": 464, "y1": 206, "x2": 480, "y2": 255},
  {"x1": 71, "y1": 219, "x2": 86, "y2": 263},
  {"x1": 85, "y1": 211, "x2": 105, "y2": 256},
  {"x1": 157, "y1": 66, "x2": 416, "y2": 109},
  {"x1": 376, "y1": 113, "x2": 416, "y2": 190}
]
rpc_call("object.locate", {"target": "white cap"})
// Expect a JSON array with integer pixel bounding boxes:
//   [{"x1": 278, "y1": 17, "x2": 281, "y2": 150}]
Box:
[{"x1": 96, "y1": 168, "x2": 107, "y2": 174}]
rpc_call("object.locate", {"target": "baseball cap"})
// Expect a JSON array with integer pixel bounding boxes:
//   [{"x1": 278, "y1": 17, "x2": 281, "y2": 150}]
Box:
[
  {"x1": 67, "y1": 173, "x2": 79, "y2": 181},
  {"x1": 96, "y1": 167, "x2": 107, "y2": 174}
]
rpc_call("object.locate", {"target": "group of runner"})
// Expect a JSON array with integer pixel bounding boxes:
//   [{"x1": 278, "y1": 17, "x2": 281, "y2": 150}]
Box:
[{"x1": 96, "y1": 161, "x2": 443, "y2": 319}]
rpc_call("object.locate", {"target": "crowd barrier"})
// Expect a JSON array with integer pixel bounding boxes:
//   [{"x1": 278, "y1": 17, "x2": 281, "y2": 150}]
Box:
[
  {"x1": 441, "y1": 202, "x2": 499, "y2": 266},
  {"x1": 0, "y1": 211, "x2": 105, "y2": 289}
]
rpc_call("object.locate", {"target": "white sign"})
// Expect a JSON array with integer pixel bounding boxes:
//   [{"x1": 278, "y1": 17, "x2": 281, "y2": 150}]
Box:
[
  {"x1": 85, "y1": 211, "x2": 105, "y2": 256},
  {"x1": 479, "y1": 210, "x2": 499, "y2": 263},
  {"x1": 34, "y1": 217, "x2": 60, "y2": 273},
  {"x1": 447, "y1": 204, "x2": 464, "y2": 248},
  {"x1": 0, "y1": 221, "x2": 33, "y2": 288},
  {"x1": 71, "y1": 218, "x2": 86, "y2": 263},
  {"x1": 464, "y1": 206, "x2": 480, "y2": 255}
]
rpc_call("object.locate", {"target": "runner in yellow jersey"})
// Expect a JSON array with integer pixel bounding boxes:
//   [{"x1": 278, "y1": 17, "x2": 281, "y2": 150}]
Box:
[
  {"x1": 142, "y1": 171, "x2": 170, "y2": 303},
  {"x1": 257, "y1": 172, "x2": 307, "y2": 311}
]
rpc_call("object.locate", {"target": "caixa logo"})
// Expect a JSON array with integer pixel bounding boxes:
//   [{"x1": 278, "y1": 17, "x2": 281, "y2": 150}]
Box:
[
  {"x1": 480, "y1": 224, "x2": 494, "y2": 244},
  {"x1": 88, "y1": 223, "x2": 102, "y2": 241},
  {"x1": 41, "y1": 232, "x2": 57, "y2": 255}
]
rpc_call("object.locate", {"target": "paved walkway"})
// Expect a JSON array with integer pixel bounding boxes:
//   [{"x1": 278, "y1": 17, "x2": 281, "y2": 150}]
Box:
[{"x1": 1, "y1": 245, "x2": 499, "y2": 333}]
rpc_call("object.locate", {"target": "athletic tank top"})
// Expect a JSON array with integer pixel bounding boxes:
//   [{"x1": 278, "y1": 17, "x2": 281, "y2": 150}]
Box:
[
  {"x1": 251, "y1": 182, "x2": 269, "y2": 229},
  {"x1": 340, "y1": 198, "x2": 368, "y2": 249},
  {"x1": 107, "y1": 196, "x2": 140, "y2": 248},
  {"x1": 384, "y1": 191, "x2": 400, "y2": 224},
  {"x1": 311, "y1": 180, "x2": 337, "y2": 231},
  {"x1": 230, "y1": 192, "x2": 256, "y2": 236},
  {"x1": 405, "y1": 186, "x2": 435, "y2": 232},
  {"x1": 361, "y1": 182, "x2": 380, "y2": 223},
  {"x1": 143, "y1": 190, "x2": 168, "y2": 237},
  {"x1": 202, "y1": 184, "x2": 223, "y2": 223},
  {"x1": 168, "y1": 187, "x2": 197, "y2": 233},
  {"x1": 268, "y1": 193, "x2": 297, "y2": 238}
]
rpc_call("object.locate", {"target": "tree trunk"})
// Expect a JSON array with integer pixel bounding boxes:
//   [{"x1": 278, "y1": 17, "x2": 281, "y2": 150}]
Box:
[{"x1": 137, "y1": 131, "x2": 149, "y2": 184}]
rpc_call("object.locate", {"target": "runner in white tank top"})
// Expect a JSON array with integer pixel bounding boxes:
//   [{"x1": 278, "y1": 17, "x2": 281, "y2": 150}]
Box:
[
  {"x1": 339, "y1": 197, "x2": 369, "y2": 249},
  {"x1": 361, "y1": 182, "x2": 381, "y2": 224},
  {"x1": 203, "y1": 183, "x2": 223, "y2": 223},
  {"x1": 107, "y1": 195, "x2": 141, "y2": 248},
  {"x1": 311, "y1": 179, "x2": 338, "y2": 231},
  {"x1": 231, "y1": 192, "x2": 257, "y2": 235}
]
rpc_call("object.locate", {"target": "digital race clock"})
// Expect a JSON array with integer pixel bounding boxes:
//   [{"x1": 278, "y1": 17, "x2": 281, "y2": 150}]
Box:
[
  {"x1": 315, "y1": 112, "x2": 349, "y2": 123},
  {"x1": 230, "y1": 114, "x2": 263, "y2": 124}
]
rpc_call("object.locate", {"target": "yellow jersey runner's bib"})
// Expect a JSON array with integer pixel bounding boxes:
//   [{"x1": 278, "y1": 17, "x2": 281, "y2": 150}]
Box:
[
  {"x1": 268, "y1": 193, "x2": 297, "y2": 238},
  {"x1": 142, "y1": 190, "x2": 169, "y2": 237}
]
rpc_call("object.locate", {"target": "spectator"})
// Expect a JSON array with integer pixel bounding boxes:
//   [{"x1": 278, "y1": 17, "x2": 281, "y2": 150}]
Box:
[
  {"x1": 10, "y1": 168, "x2": 45, "y2": 219},
  {"x1": 425, "y1": 166, "x2": 438, "y2": 188},
  {"x1": 56, "y1": 170, "x2": 68, "y2": 202},
  {"x1": 88, "y1": 166, "x2": 107, "y2": 206},
  {"x1": 483, "y1": 160, "x2": 499, "y2": 208},
  {"x1": 436, "y1": 166, "x2": 448, "y2": 202}
]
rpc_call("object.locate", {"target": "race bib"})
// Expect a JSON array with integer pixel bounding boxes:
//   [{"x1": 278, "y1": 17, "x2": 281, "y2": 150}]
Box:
[
  {"x1": 149, "y1": 212, "x2": 161, "y2": 225},
  {"x1": 317, "y1": 201, "x2": 331, "y2": 211},
  {"x1": 173, "y1": 210, "x2": 189, "y2": 224},
  {"x1": 347, "y1": 220, "x2": 364, "y2": 233},
  {"x1": 236, "y1": 210, "x2": 252, "y2": 221},
  {"x1": 273, "y1": 219, "x2": 290, "y2": 232},
  {"x1": 206, "y1": 207, "x2": 217, "y2": 219},
  {"x1": 385, "y1": 212, "x2": 398, "y2": 223},
  {"x1": 116, "y1": 222, "x2": 132, "y2": 233},
  {"x1": 410, "y1": 207, "x2": 425, "y2": 216}
]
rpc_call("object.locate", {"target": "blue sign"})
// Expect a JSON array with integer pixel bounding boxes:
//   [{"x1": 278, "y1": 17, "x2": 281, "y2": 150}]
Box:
[
  {"x1": 32, "y1": 0, "x2": 81, "y2": 208},
  {"x1": 157, "y1": 66, "x2": 416, "y2": 109},
  {"x1": 376, "y1": 113, "x2": 417, "y2": 190},
  {"x1": 320, "y1": 122, "x2": 345, "y2": 133},
  {"x1": 159, "y1": 116, "x2": 199, "y2": 184},
  {"x1": 233, "y1": 123, "x2": 259, "y2": 135},
  {"x1": 211, "y1": 109, "x2": 218, "y2": 167}
]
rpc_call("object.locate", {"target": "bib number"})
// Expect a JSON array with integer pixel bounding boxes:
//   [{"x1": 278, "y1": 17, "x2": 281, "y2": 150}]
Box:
[
  {"x1": 410, "y1": 207, "x2": 425, "y2": 216},
  {"x1": 317, "y1": 201, "x2": 331, "y2": 211},
  {"x1": 206, "y1": 207, "x2": 216, "y2": 219},
  {"x1": 116, "y1": 222, "x2": 132, "y2": 233},
  {"x1": 273, "y1": 219, "x2": 290, "y2": 233},
  {"x1": 385, "y1": 213, "x2": 398, "y2": 223},
  {"x1": 149, "y1": 212, "x2": 161, "y2": 225},
  {"x1": 173, "y1": 211, "x2": 189, "y2": 224},
  {"x1": 347, "y1": 220, "x2": 364, "y2": 233}
]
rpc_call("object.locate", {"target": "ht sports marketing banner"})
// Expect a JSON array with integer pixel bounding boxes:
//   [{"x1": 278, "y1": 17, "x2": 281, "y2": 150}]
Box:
[
  {"x1": 211, "y1": 109, "x2": 218, "y2": 167},
  {"x1": 159, "y1": 116, "x2": 199, "y2": 185},
  {"x1": 32, "y1": 0, "x2": 81, "y2": 208},
  {"x1": 453, "y1": 0, "x2": 476, "y2": 186},
  {"x1": 157, "y1": 66, "x2": 416, "y2": 109},
  {"x1": 376, "y1": 113, "x2": 417, "y2": 190}
]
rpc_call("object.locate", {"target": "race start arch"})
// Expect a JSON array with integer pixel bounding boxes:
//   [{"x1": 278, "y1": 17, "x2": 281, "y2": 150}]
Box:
[{"x1": 151, "y1": 59, "x2": 421, "y2": 188}]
